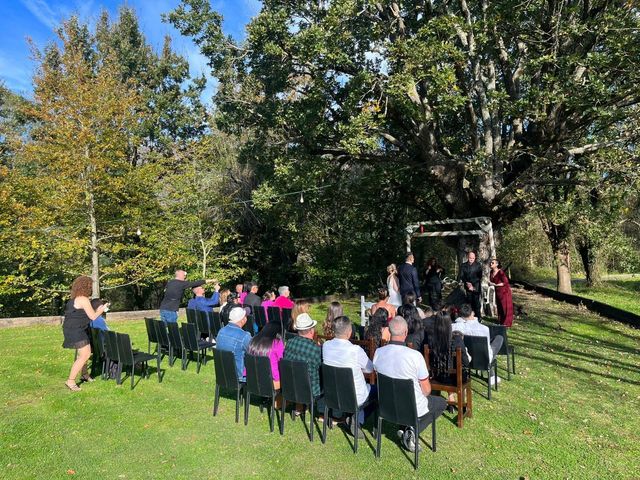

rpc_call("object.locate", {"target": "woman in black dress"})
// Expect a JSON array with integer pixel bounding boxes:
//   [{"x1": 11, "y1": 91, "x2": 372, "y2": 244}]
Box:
[
  {"x1": 424, "y1": 257, "x2": 445, "y2": 309},
  {"x1": 63, "y1": 276, "x2": 108, "y2": 391}
]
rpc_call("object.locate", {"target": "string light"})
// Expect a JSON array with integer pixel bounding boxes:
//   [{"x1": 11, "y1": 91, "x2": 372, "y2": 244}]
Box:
[{"x1": 299, "y1": 191, "x2": 304, "y2": 204}]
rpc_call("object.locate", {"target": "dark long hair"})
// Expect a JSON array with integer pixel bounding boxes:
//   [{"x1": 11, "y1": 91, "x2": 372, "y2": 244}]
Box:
[
  {"x1": 247, "y1": 322, "x2": 282, "y2": 357},
  {"x1": 407, "y1": 309, "x2": 423, "y2": 335},
  {"x1": 365, "y1": 307, "x2": 388, "y2": 347},
  {"x1": 431, "y1": 312, "x2": 453, "y2": 376},
  {"x1": 323, "y1": 301, "x2": 343, "y2": 337}
]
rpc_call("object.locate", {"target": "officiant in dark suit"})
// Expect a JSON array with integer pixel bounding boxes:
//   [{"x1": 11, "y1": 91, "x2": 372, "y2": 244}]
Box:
[{"x1": 459, "y1": 251, "x2": 483, "y2": 320}]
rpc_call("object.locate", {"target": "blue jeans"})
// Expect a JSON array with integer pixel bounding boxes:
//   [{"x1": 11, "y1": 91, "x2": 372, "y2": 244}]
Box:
[
  {"x1": 160, "y1": 310, "x2": 178, "y2": 323},
  {"x1": 358, "y1": 385, "x2": 377, "y2": 425}
]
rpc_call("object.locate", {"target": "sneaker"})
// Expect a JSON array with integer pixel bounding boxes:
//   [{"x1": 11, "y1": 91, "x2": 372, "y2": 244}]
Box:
[
  {"x1": 402, "y1": 427, "x2": 422, "y2": 452},
  {"x1": 489, "y1": 376, "x2": 502, "y2": 386}
]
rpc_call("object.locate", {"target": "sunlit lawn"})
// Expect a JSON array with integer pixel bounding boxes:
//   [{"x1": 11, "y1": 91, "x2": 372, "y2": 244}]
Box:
[{"x1": 1, "y1": 291, "x2": 639, "y2": 479}]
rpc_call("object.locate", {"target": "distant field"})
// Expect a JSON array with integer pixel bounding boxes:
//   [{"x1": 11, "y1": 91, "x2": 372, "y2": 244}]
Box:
[{"x1": 1, "y1": 291, "x2": 639, "y2": 479}]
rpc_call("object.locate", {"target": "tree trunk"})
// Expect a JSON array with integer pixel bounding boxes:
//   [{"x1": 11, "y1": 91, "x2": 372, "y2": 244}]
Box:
[
  {"x1": 576, "y1": 237, "x2": 599, "y2": 287},
  {"x1": 539, "y1": 215, "x2": 573, "y2": 294},
  {"x1": 88, "y1": 190, "x2": 100, "y2": 299}
]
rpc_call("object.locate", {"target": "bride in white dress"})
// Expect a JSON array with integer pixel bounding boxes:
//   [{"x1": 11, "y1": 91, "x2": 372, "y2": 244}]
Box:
[{"x1": 386, "y1": 264, "x2": 402, "y2": 307}]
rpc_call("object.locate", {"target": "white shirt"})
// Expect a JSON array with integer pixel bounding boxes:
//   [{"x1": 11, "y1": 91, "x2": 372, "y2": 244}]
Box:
[
  {"x1": 452, "y1": 317, "x2": 493, "y2": 361},
  {"x1": 323, "y1": 338, "x2": 373, "y2": 405},
  {"x1": 373, "y1": 343, "x2": 430, "y2": 417}
]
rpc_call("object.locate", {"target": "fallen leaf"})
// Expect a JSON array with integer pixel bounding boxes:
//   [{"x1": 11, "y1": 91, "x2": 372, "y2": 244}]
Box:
[{"x1": 66, "y1": 470, "x2": 75, "y2": 475}]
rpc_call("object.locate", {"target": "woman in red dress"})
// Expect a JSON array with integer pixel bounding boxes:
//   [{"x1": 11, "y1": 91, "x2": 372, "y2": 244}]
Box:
[{"x1": 489, "y1": 259, "x2": 514, "y2": 327}]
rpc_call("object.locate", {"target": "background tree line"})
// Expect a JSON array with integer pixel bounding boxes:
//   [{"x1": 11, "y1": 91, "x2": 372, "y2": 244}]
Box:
[{"x1": 1, "y1": 1, "x2": 639, "y2": 317}]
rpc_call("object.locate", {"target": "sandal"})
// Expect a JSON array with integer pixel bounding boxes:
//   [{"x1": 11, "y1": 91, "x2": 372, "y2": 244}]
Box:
[{"x1": 65, "y1": 381, "x2": 81, "y2": 392}]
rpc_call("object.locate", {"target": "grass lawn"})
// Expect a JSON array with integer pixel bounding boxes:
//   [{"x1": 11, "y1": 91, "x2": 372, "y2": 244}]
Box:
[{"x1": 1, "y1": 291, "x2": 639, "y2": 479}]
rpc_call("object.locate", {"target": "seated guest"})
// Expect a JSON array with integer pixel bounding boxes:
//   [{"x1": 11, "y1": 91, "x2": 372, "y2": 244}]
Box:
[
  {"x1": 218, "y1": 288, "x2": 230, "y2": 310},
  {"x1": 274, "y1": 285, "x2": 295, "y2": 310},
  {"x1": 452, "y1": 304, "x2": 503, "y2": 384},
  {"x1": 373, "y1": 316, "x2": 447, "y2": 452},
  {"x1": 290, "y1": 299, "x2": 311, "y2": 331},
  {"x1": 216, "y1": 307, "x2": 251, "y2": 381},
  {"x1": 401, "y1": 291, "x2": 427, "y2": 319},
  {"x1": 370, "y1": 287, "x2": 397, "y2": 320},
  {"x1": 261, "y1": 290, "x2": 276, "y2": 316},
  {"x1": 421, "y1": 306, "x2": 435, "y2": 345},
  {"x1": 220, "y1": 292, "x2": 241, "y2": 325},
  {"x1": 405, "y1": 309, "x2": 425, "y2": 351},
  {"x1": 323, "y1": 315, "x2": 376, "y2": 437},
  {"x1": 187, "y1": 283, "x2": 221, "y2": 312},
  {"x1": 364, "y1": 308, "x2": 391, "y2": 348},
  {"x1": 283, "y1": 313, "x2": 322, "y2": 400},
  {"x1": 243, "y1": 281, "x2": 262, "y2": 313},
  {"x1": 429, "y1": 312, "x2": 471, "y2": 407},
  {"x1": 246, "y1": 322, "x2": 284, "y2": 389},
  {"x1": 322, "y1": 301, "x2": 343, "y2": 338}
]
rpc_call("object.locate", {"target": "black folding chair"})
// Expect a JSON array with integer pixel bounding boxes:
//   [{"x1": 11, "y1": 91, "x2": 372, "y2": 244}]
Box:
[
  {"x1": 464, "y1": 335, "x2": 498, "y2": 400},
  {"x1": 243, "y1": 314, "x2": 256, "y2": 337},
  {"x1": 321, "y1": 364, "x2": 362, "y2": 452},
  {"x1": 254, "y1": 307, "x2": 268, "y2": 331},
  {"x1": 186, "y1": 308, "x2": 198, "y2": 324},
  {"x1": 152, "y1": 320, "x2": 170, "y2": 378},
  {"x1": 116, "y1": 332, "x2": 158, "y2": 390},
  {"x1": 144, "y1": 317, "x2": 159, "y2": 354},
  {"x1": 166, "y1": 322, "x2": 186, "y2": 370},
  {"x1": 267, "y1": 306, "x2": 281, "y2": 324},
  {"x1": 279, "y1": 359, "x2": 318, "y2": 441},
  {"x1": 281, "y1": 308, "x2": 292, "y2": 330},
  {"x1": 89, "y1": 327, "x2": 106, "y2": 379},
  {"x1": 375, "y1": 372, "x2": 437, "y2": 470},
  {"x1": 244, "y1": 354, "x2": 279, "y2": 432},
  {"x1": 104, "y1": 330, "x2": 121, "y2": 384},
  {"x1": 211, "y1": 311, "x2": 223, "y2": 338},
  {"x1": 488, "y1": 324, "x2": 516, "y2": 379},
  {"x1": 213, "y1": 348, "x2": 244, "y2": 423},
  {"x1": 181, "y1": 322, "x2": 215, "y2": 373},
  {"x1": 195, "y1": 310, "x2": 212, "y2": 339}
]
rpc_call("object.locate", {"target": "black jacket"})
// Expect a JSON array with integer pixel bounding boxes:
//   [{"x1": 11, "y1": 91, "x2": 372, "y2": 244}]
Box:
[
  {"x1": 397, "y1": 262, "x2": 421, "y2": 298},
  {"x1": 459, "y1": 261, "x2": 483, "y2": 293}
]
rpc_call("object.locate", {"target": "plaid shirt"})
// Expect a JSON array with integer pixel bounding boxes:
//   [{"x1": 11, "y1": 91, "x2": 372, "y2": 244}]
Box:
[{"x1": 283, "y1": 335, "x2": 322, "y2": 397}]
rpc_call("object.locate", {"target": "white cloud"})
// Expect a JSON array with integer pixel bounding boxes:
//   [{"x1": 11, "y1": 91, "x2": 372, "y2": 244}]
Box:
[
  {"x1": 0, "y1": 52, "x2": 34, "y2": 96},
  {"x1": 19, "y1": 0, "x2": 60, "y2": 31}
]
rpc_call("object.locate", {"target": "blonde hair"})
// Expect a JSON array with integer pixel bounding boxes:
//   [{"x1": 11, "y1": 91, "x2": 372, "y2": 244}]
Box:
[
  {"x1": 291, "y1": 299, "x2": 310, "y2": 321},
  {"x1": 387, "y1": 264, "x2": 397, "y2": 275}
]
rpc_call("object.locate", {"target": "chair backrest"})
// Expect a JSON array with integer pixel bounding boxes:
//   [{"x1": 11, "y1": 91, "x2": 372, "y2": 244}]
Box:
[
  {"x1": 213, "y1": 348, "x2": 240, "y2": 388},
  {"x1": 186, "y1": 308, "x2": 198, "y2": 324},
  {"x1": 267, "y1": 306, "x2": 281, "y2": 324},
  {"x1": 243, "y1": 314, "x2": 256, "y2": 337},
  {"x1": 376, "y1": 372, "x2": 418, "y2": 427},
  {"x1": 321, "y1": 364, "x2": 358, "y2": 413},
  {"x1": 145, "y1": 317, "x2": 159, "y2": 344},
  {"x1": 104, "y1": 330, "x2": 120, "y2": 362},
  {"x1": 154, "y1": 320, "x2": 170, "y2": 348},
  {"x1": 166, "y1": 321, "x2": 183, "y2": 350},
  {"x1": 279, "y1": 359, "x2": 314, "y2": 404},
  {"x1": 116, "y1": 332, "x2": 135, "y2": 366},
  {"x1": 244, "y1": 354, "x2": 274, "y2": 397},
  {"x1": 284, "y1": 331, "x2": 297, "y2": 342},
  {"x1": 211, "y1": 311, "x2": 223, "y2": 336},
  {"x1": 90, "y1": 327, "x2": 105, "y2": 358},
  {"x1": 424, "y1": 345, "x2": 464, "y2": 380},
  {"x1": 463, "y1": 335, "x2": 491, "y2": 369},
  {"x1": 487, "y1": 324, "x2": 509, "y2": 355},
  {"x1": 196, "y1": 310, "x2": 211, "y2": 336},
  {"x1": 254, "y1": 307, "x2": 267, "y2": 330},
  {"x1": 180, "y1": 322, "x2": 198, "y2": 351},
  {"x1": 281, "y1": 308, "x2": 292, "y2": 330}
]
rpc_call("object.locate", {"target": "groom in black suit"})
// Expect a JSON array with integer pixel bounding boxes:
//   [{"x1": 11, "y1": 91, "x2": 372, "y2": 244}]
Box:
[{"x1": 397, "y1": 252, "x2": 421, "y2": 303}]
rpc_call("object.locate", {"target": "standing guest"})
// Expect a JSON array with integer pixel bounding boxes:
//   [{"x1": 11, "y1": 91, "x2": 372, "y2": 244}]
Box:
[
  {"x1": 283, "y1": 313, "x2": 322, "y2": 399},
  {"x1": 489, "y1": 259, "x2": 514, "y2": 327},
  {"x1": 246, "y1": 322, "x2": 285, "y2": 389},
  {"x1": 273, "y1": 285, "x2": 295, "y2": 310},
  {"x1": 459, "y1": 251, "x2": 483, "y2": 320},
  {"x1": 63, "y1": 276, "x2": 109, "y2": 391},
  {"x1": 452, "y1": 304, "x2": 503, "y2": 384},
  {"x1": 370, "y1": 287, "x2": 397, "y2": 320},
  {"x1": 373, "y1": 316, "x2": 447, "y2": 453},
  {"x1": 386, "y1": 264, "x2": 402, "y2": 307},
  {"x1": 323, "y1": 316, "x2": 376, "y2": 437},
  {"x1": 428, "y1": 312, "x2": 470, "y2": 409},
  {"x1": 261, "y1": 290, "x2": 277, "y2": 316},
  {"x1": 243, "y1": 281, "x2": 262, "y2": 313},
  {"x1": 364, "y1": 308, "x2": 391, "y2": 348},
  {"x1": 159, "y1": 270, "x2": 213, "y2": 323},
  {"x1": 397, "y1": 252, "x2": 421, "y2": 303},
  {"x1": 216, "y1": 307, "x2": 252, "y2": 381},
  {"x1": 424, "y1": 257, "x2": 445, "y2": 309},
  {"x1": 323, "y1": 301, "x2": 343, "y2": 338},
  {"x1": 187, "y1": 282, "x2": 221, "y2": 312}
]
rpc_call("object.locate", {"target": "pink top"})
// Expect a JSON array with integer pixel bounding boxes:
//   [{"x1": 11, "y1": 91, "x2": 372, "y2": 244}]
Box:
[
  {"x1": 261, "y1": 299, "x2": 276, "y2": 316},
  {"x1": 269, "y1": 339, "x2": 285, "y2": 381},
  {"x1": 239, "y1": 292, "x2": 248, "y2": 304},
  {"x1": 274, "y1": 295, "x2": 295, "y2": 310}
]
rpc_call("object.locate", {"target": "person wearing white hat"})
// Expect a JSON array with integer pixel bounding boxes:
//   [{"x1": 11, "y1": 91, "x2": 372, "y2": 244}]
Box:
[
  {"x1": 215, "y1": 306, "x2": 251, "y2": 380},
  {"x1": 283, "y1": 313, "x2": 322, "y2": 398}
]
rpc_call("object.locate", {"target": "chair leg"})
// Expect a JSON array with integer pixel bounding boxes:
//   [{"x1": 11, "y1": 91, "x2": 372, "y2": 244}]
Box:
[
  {"x1": 269, "y1": 396, "x2": 275, "y2": 433},
  {"x1": 130, "y1": 365, "x2": 135, "y2": 390},
  {"x1": 432, "y1": 417, "x2": 437, "y2": 452},
  {"x1": 322, "y1": 405, "x2": 328, "y2": 444},
  {"x1": 244, "y1": 391, "x2": 250, "y2": 426},
  {"x1": 309, "y1": 400, "x2": 314, "y2": 442},
  {"x1": 467, "y1": 385, "x2": 473, "y2": 418},
  {"x1": 457, "y1": 388, "x2": 463, "y2": 428},
  {"x1": 235, "y1": 387, "x2": 241, "y2": 423},
  {"x1": 116, "y1": 364, "x2": 122, "y2": 385},
  {"x1": 280, "y1": 399, "x2": 286, "y2": 435},
  {"x1": 354, "y1": 410, "x2": 359, "y2": 454},
  {"x1": 375, "y1": 417, "x2": 382, "y2": 458},
  {"x1": 506, "y1": 351, "x2": 512, "y2": 380},
  {"x1": 415, "y1": 423, "x2": 419, "y2": 470},
  {"x1": 196, "y1": 350, "x2": 201, "y2": 374},
  {"x1": 157, "y1": 354, "x2": 162, "y2": 382},
  {"x1": 511, "y1": 348, "x2": 516, "y2": 374},
  {"x1": 213, "y1": 385, "x2": 220, "y2": 416},
  {"x1": 487, "y1": 369, "x2": 492, "y2": 400}
]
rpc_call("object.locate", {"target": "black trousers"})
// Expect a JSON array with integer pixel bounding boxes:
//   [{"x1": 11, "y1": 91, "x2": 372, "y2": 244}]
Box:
[
  {"x1": 416, "y1": 395, "x2": 447, "y2": 435},
  {"x1": 466, "y1": 290, "x2": 482, "y2": 320},
  {"x1": 426, "y1": 285, "x2": 442, "y2": 309}
]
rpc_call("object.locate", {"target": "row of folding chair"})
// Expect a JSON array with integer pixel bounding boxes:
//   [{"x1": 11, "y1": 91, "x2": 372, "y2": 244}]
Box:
[
  {"x1": 211, "y1": 350, "x2": 436, "y2": 470},
  {"x1": 90, "y1": 328, "x2": 157, "y2": 390}
]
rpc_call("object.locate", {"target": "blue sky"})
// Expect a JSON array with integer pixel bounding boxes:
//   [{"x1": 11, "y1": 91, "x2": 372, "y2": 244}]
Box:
[{"x1": 0, "y1": 0, "x2": 261, "y2": 102}]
